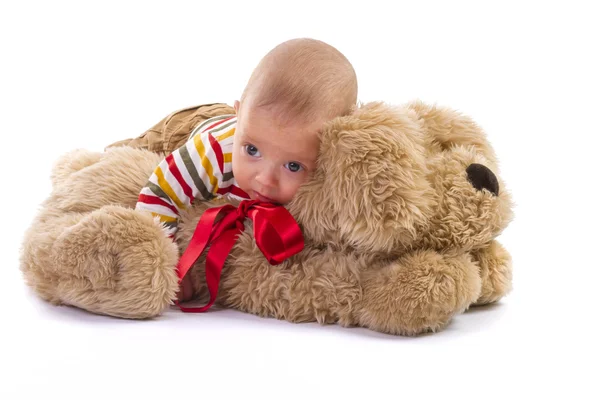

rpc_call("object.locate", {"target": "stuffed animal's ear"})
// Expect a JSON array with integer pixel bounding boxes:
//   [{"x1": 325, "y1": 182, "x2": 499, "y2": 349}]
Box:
[
  {"x1": 407, "y1": 100, "x2": 499, "y2": 167},
  {"x1": 288, "y1": 102, "x2": 434, "y2": 254}
]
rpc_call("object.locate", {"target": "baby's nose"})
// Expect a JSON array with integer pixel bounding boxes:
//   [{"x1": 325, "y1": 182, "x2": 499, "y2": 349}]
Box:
[
  {"x1": 256, "y1": 170, "x2": 277, "y2": 187},
  {"x1": 466, "y1": 163, "x2": 499, "y2": 196}
]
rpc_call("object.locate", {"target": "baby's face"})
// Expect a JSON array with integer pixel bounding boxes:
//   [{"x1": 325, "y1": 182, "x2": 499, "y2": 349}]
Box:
[{"x1": 232, "y1": 102, "x2": 322, "y2": 204}]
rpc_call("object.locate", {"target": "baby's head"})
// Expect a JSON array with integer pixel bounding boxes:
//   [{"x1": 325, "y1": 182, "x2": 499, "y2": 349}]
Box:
[{"x1": 232, "y1": 38, "x2": 357, "y2": 204}]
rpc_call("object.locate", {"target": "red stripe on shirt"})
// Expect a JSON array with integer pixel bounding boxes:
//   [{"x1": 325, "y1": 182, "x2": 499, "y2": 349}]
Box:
[
  {"x1": 203, "y1": 116, "x2": 235, "y2": 132},
  {"x1": 166, "y1": 153, "x2": 193, "y2": 203},
  {"x1": 208, "y1": 134, "x2": 224, "y2": 173},
  {"x1": 138, "y1": 194, "x2": 180, "y2": 215}
]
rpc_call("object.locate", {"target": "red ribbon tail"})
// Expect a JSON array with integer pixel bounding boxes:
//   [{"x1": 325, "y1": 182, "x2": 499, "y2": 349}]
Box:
[
  {"x1": 175, "y1": 207, "x2": 224, "y2": 282},
  {"x1": 177, "y1": 227, "x2": 241, "y2": 312},
  {"x1": 175, "y1": 200, "x2": 304, "y2": 313}
]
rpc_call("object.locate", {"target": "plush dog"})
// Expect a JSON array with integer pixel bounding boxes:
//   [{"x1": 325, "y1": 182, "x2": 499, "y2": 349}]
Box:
[{"x1": 20, "y1": 101, "x2": 513, "y2": 335}]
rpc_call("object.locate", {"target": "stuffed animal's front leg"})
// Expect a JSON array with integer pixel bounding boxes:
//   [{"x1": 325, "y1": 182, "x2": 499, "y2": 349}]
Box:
[
  {"x1": 471, "y1": 240, "x2": 512, "y2": 306},
  {"x1": 354, "y1": 249, "x2": 482, "y2": 336},
  {"x1": 218, "y1": 237, "x2": 482, "y2": 335},
  {"x1": 210, "y1": 231, "x2": 363, "y2": 326},
  {"x1": 23, "y1": 205, "x2": 180, "y2": 319}
]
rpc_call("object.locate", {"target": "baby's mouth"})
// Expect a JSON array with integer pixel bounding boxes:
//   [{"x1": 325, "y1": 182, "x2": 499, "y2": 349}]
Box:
[{"x1": 254, "y1": 191, "x2": 277, "y2": 203}]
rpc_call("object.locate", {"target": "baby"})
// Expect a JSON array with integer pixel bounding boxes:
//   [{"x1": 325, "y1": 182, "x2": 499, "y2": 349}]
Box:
[
  {"x1": 136, "y1": 38, "x2": 358, "y2": 232},
  {"x1": 135, "y1": 38, "x2": 358, "y2": 300}
]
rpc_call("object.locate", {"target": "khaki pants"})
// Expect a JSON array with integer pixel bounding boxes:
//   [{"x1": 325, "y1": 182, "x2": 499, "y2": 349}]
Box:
[{"x1": 105, "y1": 103, "x2": 235, "y2": 156}]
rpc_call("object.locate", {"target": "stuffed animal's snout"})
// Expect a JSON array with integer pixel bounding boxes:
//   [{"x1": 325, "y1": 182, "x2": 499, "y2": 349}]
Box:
[{"x1": 466, "y1": 163, "x2": 499, "y2": 196}]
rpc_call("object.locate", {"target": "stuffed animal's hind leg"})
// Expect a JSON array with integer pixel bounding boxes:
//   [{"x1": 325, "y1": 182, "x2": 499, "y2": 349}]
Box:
[
  {"x1": 50, "y1": 149, "x2": 104, "y2": 187},
  {"x1": 49, "y1": 205, "x2": 180, "y2": 318},
  {"x1": 471, "y1": 240, "x2": 512, "y2": 305}
]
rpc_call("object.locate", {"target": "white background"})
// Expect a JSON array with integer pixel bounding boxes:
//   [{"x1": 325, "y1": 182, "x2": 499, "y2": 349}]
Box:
[{"x1": 1, "y1": 1, "x2": 599, "y2": 399}]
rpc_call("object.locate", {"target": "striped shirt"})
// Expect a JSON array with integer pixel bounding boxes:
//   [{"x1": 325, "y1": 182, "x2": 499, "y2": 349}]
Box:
[{"x1": 135, "y1": 114, "x2": 250, "y2": 236}]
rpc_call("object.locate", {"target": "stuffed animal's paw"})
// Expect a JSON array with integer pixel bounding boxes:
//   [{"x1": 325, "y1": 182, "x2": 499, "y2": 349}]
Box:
[
  {"x1": 50, "y1": 205, "x2": 180, "y2": 318},
  {"x1": 472, "y1": 240, "x2": 512, "y2": 306},
  {"x1": 355, "y1": 250, "x2": 482, "y2": 335}
]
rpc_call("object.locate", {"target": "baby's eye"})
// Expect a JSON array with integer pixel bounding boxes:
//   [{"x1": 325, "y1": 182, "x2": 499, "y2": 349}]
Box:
[
  {"x1": 285, "y1": 162, "x2": 303, "y2": 172},
  {"x1": 245, "y1": 144, "x2": 260, "y2": 157}
]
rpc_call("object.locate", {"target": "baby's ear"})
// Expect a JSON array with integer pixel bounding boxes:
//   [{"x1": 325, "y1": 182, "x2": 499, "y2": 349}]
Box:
[{"x1": 287, "y1": 102, "x2": 434, "y2": 254}]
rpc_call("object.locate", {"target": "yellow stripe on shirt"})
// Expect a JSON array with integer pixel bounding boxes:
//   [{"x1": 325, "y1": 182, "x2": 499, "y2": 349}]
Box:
[
  {"x1": 193, "y1": 133, "x2": 218, "y2": 191},
  {"x1": 216, "y1": 128, "x2": 235, "y2": 142},
  {"x1": 151, "y1": 213, "x2": 177, "y2": 223},
  {"x1": 155, "y1": 166, "x2": 185, "y2": 209}
]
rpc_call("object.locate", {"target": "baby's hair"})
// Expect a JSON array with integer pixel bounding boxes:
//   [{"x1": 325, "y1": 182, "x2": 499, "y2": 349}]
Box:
[{"x1": 240, "y1": 38, "x2": 358, "y2": 123}]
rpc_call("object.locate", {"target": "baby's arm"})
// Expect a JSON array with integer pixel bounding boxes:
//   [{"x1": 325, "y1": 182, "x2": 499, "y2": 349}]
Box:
[{"x1": 135, "y1": 128, "x2": 225, "y2": 236}]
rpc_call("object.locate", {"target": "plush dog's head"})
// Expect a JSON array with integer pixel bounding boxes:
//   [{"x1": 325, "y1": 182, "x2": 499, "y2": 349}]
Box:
[
  {"x1": 287, "y1": 102, "x2": 434, "y2": 254},
  {"x1": 408, "y1": 101, "x2": 514, "y2": 251},
  {"x1": 287, "y1": 101, "x2": 513, "y2": 254}
]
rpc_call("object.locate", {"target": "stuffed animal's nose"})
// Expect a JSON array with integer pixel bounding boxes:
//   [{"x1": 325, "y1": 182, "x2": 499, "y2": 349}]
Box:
[{"x1": 466, "y1": 163, "x2": 499, "y2": 196}]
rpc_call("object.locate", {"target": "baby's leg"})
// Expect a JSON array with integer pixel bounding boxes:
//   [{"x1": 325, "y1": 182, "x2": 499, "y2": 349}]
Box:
[{"x1": 104, "y1": 103, "x2": 235, "y2": 155}]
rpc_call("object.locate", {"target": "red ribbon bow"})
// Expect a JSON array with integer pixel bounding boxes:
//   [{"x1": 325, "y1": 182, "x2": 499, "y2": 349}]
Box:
[{"x1": 175, "y1": 199, "x2": 304, "y2": 312}]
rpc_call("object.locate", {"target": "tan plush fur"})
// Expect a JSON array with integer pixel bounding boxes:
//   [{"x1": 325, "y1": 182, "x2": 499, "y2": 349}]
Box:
[{"x1": 20, "y1": 101, "x2": 513, "y2": 335}]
